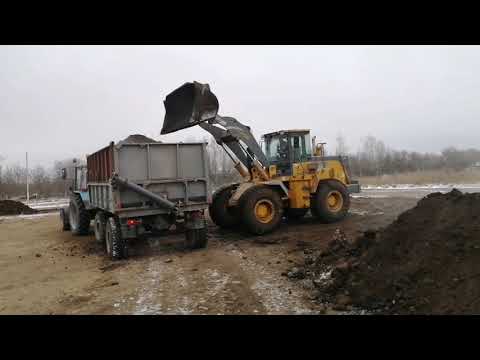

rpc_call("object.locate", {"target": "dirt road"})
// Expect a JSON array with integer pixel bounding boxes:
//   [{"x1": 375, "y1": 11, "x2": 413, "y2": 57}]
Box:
[{"x1": 0, "y1": 197, "x2": 418, "y2": 315}]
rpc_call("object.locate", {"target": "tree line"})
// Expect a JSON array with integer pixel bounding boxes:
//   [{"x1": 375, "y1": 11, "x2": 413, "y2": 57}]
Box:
[
  {"x1": 2, "y1": 135, "x2": 479, "y2": 198},
  {"x1": 0, "y1": 158, "x2": 76, "y2": 199},
  {"x1": 335, "y1": 134, "x2": 480, "y2": 177}
]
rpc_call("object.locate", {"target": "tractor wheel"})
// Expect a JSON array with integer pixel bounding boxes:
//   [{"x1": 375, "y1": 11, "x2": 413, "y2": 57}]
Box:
[
  {"x1": 209, "y1": 184, "x2": 240, "y2": 228},
  {"x1": 105, "y1": 216, "x2": 127, "y2": 260},
  {"x1": 68, "y1": 193, "x2": 90, "y2": 235},
  {"x1": 240, "y1": 186, "x2": 283, "y2": 235},
  {"x1": 60, "y1": 208, "x2": 70, "y2": 231},
  {"x1": 284, "y1": 208, "x2": 309, "y2": 221},
  {"x1": 185, "y1": 227, "x2": 208, "y2": 250},
  {"x1": 311, "y1": 181, "x2": 350, "y2": 223},
  {"x1": 94, "y1": 212, "x2": 107, "y2": 244}
]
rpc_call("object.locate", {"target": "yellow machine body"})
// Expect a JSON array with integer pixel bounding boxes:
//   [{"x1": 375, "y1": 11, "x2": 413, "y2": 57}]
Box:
[{"x1": 263, "y1": 159, "x2": 350, "y2": 209}]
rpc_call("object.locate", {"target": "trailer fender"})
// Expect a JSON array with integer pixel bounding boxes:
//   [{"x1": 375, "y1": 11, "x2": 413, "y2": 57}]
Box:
[{"x1": 228, "y1": 180, "x2": 288, "y2": 207}]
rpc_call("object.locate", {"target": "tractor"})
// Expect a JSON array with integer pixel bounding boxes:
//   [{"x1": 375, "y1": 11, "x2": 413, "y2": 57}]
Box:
[{"x1": 161, "y1": 82, "x2": 360, "y2": 235}]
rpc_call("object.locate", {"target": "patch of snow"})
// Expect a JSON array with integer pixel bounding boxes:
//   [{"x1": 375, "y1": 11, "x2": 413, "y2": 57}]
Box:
[
  {"x1": 351, "y1": 194, "x2": 389, "y2": 199},
  {"x1": 317, "y1": 269, "x2": 332, "y2": 281},
  {"x1": 0, "y1": 212, "x2": 56, "y2": 221},
  {"x1": 133, "y1": 260, "x2": 164, "y2": 315},
  {"x1": 231, "y1": 249, "x2": 315, "y2": 315},
  {"x1": 23, "y1": 198, "x2": 69, "y2": 211},
  {"x1": 361, "y1": 183, "x2": 480, "y2": 191}
]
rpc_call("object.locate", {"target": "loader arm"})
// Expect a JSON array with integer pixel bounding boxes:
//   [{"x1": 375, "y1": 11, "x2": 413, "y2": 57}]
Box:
[{"x1": 200, "y1": 115, "x2": 269, "y2": 169}]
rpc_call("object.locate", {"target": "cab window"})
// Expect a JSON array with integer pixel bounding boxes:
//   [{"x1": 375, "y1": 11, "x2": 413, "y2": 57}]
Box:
[{"x1": 290, "y1": 134, "x2": 312, "y2": 161}]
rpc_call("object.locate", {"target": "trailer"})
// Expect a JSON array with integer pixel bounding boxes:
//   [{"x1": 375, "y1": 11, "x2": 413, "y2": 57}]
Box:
[{"x1": 61, "y1": 139, "x2": 210, "y2": 260}]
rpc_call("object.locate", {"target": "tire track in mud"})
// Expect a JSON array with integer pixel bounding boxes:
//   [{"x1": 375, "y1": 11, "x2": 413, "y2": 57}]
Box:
[
  {"x1": 228, "y1": 248, "x2": 316, "y2": 314},
  {"x1": 117, "y1": 243, "x2": 318, "y2": 315},
  {"x1": 125, "y1": 248, "x2": 269, "y2": 315}
]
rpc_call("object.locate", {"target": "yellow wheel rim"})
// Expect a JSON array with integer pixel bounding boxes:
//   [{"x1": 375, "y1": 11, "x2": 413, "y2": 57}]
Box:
[
  {"x1": 327, "y1": 190, "x2": 343, "y2": 212},
  {"x1": 254, "y1": 199, "x2": 275, "y2": 224}
]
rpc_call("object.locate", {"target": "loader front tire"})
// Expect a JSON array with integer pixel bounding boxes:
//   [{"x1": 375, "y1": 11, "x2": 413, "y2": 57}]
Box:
[
  {"x1": 209, "y1": 184, "x2": 240, "y2": 228},
  {"x1": 240, "y1": 186, "x2": 283, "y2": 235},
  {"x1": 311, "y1": 181, "x2": 350, "y2": 223},
  {"x1": 105, "y1": 216, "x2": 127, "y2": 260}
]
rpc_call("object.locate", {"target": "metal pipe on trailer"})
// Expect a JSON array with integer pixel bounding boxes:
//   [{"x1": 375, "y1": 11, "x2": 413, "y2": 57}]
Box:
[{"x1": 111, "y1": 174, "x2": 178, "y2": 213}]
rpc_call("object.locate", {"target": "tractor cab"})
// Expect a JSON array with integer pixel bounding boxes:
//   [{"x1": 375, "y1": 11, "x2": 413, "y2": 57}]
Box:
[
  {"x1": 261, "y1": 129, "x2": 313, "y2": 175},
  {"x1": 61, "y1": 160, "x2": 90, "y2": 207}
]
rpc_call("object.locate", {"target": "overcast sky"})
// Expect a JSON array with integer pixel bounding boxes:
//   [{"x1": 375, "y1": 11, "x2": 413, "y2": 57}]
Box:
[{"x1": 1, "y1": 45, "x2": 479, "y2": 168}]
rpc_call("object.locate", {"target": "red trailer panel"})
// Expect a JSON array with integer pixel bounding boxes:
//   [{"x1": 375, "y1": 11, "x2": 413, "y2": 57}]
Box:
[{"x1": 87, "y1": 142, "x2": 114, "y2": 183}]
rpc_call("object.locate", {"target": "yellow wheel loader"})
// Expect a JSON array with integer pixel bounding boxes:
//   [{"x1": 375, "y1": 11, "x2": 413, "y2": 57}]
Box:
[{"x1": 161, "y1": 82, "x2": 360, "y2": 235}]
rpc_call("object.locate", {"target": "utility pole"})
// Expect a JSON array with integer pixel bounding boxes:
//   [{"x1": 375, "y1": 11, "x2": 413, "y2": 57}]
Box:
[{"x1": 26, "y1": 152, "x2": 29, "y2": 204}]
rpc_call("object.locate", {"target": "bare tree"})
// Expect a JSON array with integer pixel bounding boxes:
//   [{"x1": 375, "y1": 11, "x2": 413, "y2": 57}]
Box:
[{"x1": 335, "y1": 133, "x2": 349, "y2": 156}]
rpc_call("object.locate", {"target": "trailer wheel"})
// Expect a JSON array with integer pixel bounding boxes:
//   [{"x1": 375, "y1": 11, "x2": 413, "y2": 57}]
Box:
[
  {"x1": 239, "y1": 185, "x2": 283, "y2": 235},
  {"x1": 185, "y1": 227, "x2": 208, "y2": 249},
  {"x1": 94, "y1": 212, "x2": 106, "y2": 243},
  {"x1": 209, "y1": 184, "x2": 240, "y2": 228},
  {"x1": 311, "y1": 180, "x2": 350, "y2": 223},
  {"x1": 105, "y1": 216, "x2": 127, "y2": 260},
  {"x1": 69, "y1": 193, "x2": 90, "y2": 235},
  {"x1": 60, "y1": 208, "x2": 70, "y2": 231}
]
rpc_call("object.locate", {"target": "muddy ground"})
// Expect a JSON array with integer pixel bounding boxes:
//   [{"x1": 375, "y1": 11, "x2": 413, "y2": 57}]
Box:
[{"x1": 0, "y1": 196, "x2": 418, "y2": 315}]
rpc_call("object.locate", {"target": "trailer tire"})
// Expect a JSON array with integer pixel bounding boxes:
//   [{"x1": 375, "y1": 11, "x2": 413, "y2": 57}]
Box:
[
  {"x1": 94, "y1": 212, "x2": 107, "y2": 243},
  {"x1": 60, "y1": 208, "x2": 70, "y2": 231},
  {"x1": 209, "y1": 184, "x2": 240, "y2": 228},
  {"x1": 185, "y1": 227, "x2": 208, "y2": 249},
  {"x1": 105, "y1": 216, "x2": 127, "y2": 260},
  {"x1": 311, "y1": 180, "x2": 350, "y2": 223},
  {"x1": 239, "y1": 185, "x2": 283, "y2": 235},
  {"x1": 69, "y1": 193, "x2": 90, "y2": 235}
]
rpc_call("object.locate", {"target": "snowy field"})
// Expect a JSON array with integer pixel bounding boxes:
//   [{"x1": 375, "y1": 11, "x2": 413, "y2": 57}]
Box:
[
  {"x1": 21, "y1": 198, "x2": 69, "y2": 211},
  {"x1": 354, "y1": 183, "x2": 480, "y2": 199}
]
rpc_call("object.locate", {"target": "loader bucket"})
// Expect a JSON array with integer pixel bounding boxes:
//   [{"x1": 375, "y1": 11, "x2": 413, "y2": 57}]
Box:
[{"x1": 161, "y1": 82, "x2": 219, "y2": 135}]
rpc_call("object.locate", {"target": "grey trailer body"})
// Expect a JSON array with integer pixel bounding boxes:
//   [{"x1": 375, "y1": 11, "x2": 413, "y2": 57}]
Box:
[
  {"x1": 62, "y1": 140, "x2": 211, "y2": 260},
  {"x1": 88, "y1": 142, "x2": 210, "y2": 217}
]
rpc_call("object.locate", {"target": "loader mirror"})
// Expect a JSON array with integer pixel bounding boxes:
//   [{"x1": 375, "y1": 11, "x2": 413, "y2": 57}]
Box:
[{"x1": 161, "y1": 82, "x2": 219, "y2": 135}]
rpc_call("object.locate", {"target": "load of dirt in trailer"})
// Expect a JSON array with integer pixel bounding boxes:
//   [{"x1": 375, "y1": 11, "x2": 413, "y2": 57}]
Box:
[
  {"x1": 0, "y1": 200, "x2": 38, "y2": 216},
  {"x1": 288, "y1": 189, "x2": 480, "y2": 314},
  {"x1": 117, "y1": 134, "x2": 160, "y2": 145}
]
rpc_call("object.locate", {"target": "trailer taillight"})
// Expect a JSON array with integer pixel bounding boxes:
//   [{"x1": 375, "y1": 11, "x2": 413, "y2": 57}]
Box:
[{"x1": 127, "y1": 219, "x2": 141, "y2": 227}]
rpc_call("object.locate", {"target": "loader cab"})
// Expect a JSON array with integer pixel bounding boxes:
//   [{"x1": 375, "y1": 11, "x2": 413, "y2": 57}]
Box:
[{"x1": 261, "y1": 130, "x2": 312, "y2": 176}]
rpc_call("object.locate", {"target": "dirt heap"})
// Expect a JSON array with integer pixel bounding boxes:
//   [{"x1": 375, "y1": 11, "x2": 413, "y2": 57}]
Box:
[
  {"x1": 289, "y1": 189, "x2": 480, "y2": 314},
  {"x1": 117, "y1": 134, "x2": 159, "y2": 145},
  {"x1": 0, "y1": 200, "x2": 38, "y2": 216}
]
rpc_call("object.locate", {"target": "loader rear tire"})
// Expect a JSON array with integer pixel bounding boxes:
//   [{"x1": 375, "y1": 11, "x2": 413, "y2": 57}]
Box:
[
  {"x1": 311, "y1": 181, "x2": 350, "y2": 223},
  {"x1": 240, "y1": 186, "x2": 283, "y2": 235},
  {"x1": 209, "y1": 184, "x2": 240, "y2": 228},
  {"x1": 69, "y1": 193, "x2": 90, "y2": 235},
  {"x1": 105, "y1": 216, "x2": 127, "y2": 260}
]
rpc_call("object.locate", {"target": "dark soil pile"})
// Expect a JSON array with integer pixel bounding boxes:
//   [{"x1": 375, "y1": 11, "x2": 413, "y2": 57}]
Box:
[
  {"x1": 0, "y1": 200, "x2": 38, "y2": 216},
  {"x1": 117, "y1": 134, "x2": 159, "y2": 145},
  {"x1": 289, "y1": 189, "x2": 480, "y2": 314}
]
